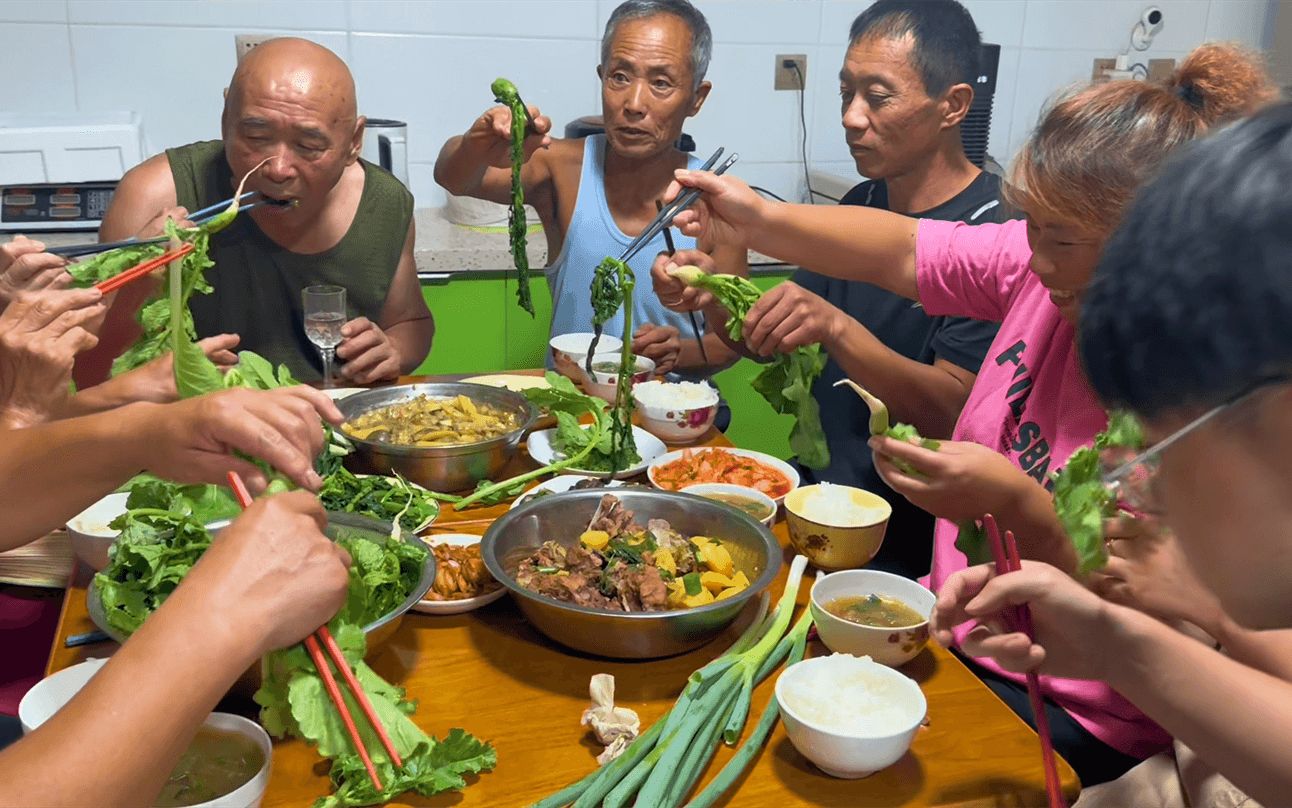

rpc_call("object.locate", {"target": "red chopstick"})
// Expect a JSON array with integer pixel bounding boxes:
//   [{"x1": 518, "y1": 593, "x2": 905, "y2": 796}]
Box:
[
  {"x1": 982, "y1": 514, "x2": 1067, "y2": 808},
  {"x1": 94, "y1": 242, "x2": 194, "y2": 294},
  {"x1": 224, "y1": 471, "x2": 403, "y2": 790}
]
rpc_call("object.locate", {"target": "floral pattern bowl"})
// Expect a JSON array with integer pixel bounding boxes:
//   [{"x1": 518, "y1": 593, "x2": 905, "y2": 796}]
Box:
[
  {"x1": 809, "y1": 569, "x2": 936, "y2": 668},
  {"x1": 632, "y1": 387, "x2": 719, "y2": 444}
]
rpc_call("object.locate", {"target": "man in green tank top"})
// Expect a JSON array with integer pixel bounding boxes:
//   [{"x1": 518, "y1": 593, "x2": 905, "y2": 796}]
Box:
[{"x1": 75, "y1": 38, "x2": 433, "y2": 386}]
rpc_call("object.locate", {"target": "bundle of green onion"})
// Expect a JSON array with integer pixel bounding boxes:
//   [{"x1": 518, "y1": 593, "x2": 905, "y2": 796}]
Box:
[{"x1": 532, "y1": 555, "x2": 813, "y2": 808}]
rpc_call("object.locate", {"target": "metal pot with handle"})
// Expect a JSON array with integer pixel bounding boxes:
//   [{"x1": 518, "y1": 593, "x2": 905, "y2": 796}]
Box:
[{"x1": 361, "y1": 118, "x2": 408, "y2": 186}]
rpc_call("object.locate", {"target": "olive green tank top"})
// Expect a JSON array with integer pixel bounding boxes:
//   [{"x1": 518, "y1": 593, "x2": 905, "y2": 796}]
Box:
[{"x1": 166, "y1": 140, "x2": 413, "y2": 381}]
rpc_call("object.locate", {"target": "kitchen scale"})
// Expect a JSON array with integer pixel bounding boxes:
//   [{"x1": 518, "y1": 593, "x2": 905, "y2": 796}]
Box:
[
  {"x1": 0, "y1": 182, "x2": 117, "y2": 232},
  {"x1": 0, "y1": 112, "x2": 142, "y2": 232}
]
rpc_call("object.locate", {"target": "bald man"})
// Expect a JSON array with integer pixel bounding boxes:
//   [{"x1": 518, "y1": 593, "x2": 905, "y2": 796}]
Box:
[{"x1": 76, "y1": 38, "x2": 433, "y2": 386}]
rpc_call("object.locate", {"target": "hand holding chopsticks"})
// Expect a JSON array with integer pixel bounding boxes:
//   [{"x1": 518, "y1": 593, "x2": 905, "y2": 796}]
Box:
[
  {"x1": 619, "y1": 147, "x2": 738, "y2": 264},
  {"x1": 982, "y1": 514, "x2": 1067, "y2": 808},
  {"x1": 226, "y1": 471, "x2": 403, "y2": 794}
]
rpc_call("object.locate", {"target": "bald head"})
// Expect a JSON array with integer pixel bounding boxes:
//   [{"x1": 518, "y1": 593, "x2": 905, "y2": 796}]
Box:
[
  {"x1": 225, "y1": 38, "x2": 357, "y2": 127},
  {"x1": 221, "y1": 38, "x2": 365, "y2": 215}
]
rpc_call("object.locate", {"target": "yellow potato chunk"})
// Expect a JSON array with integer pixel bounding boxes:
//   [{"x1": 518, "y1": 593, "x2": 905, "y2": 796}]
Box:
[
  {"x1": 656, "y1": 547, "x2": 677, "y2": 576},
  {"x1": 715, "y1": 586, "x2": 744, "y2": 601},
  {"x1": 702, "y1": 543, "x2": 734, "y2": 577},
  {"x1": 682, "y1": 588, "x2": 716, "y2": 608},
  {"x1": 730, "y1": 571, "x2": 750, "y2": 588},
  {"x1": 700, "y1": 571, "x2": 733, "y2": 593},
  {"x1": 580, "y1": 530, "x2": 610, "y2": 551},
  {"x1": 666, "y1": 579, "x2": 688, "y2": 608}
]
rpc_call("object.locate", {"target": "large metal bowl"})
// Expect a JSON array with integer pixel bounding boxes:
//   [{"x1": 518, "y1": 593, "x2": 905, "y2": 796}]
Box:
[
  {"x1": 482, "y1": 489, "x2": 782, "y2": 659},
  {"x1": 87, "y1": 512, "x2": 435, "y2": 650},
  {"x1": 337, "y1": 382, "x2": 537, "y2": 492}
]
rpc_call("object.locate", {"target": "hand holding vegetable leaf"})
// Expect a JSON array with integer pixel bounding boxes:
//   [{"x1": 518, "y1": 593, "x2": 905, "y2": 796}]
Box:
[
  {"x1": 1050, "y1": 411, "x2": 1146, "y2": 574},
  {"x1": 669, "y1": 266, "x2": 829, "y2": 469},
  {"x1": 69, "y1": 158, "x2": 269, "y2": 375},
  {"x1": 835, "y1": 379, "x2": 989, "y2": 563},
  {"x1": 491, "y1": 77, "x2": 535, "y2": 316}
]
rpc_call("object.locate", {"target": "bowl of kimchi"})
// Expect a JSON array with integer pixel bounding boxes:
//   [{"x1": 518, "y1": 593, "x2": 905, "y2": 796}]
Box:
[{"x1": 647, "y1": 447, "x2": 799, "y2": 505}]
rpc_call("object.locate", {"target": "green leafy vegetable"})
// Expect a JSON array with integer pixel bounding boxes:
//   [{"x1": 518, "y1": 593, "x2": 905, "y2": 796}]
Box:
[
  {"x1": 452, "y1": 373, "x2": 618, "y2": 509},
  {"x1": 1051, "y1": 411, "x2": 1146, "y2": 575},
  {"x1": 588, "y1": 257, "x2": 639, "y2": 472},
  {"x1": 319, "y1": 467, "x2": 439, "y2": 538},
  {"x1": 670, "y1": 266, "x2": 829, "y2": 469},
  {"x1": 491, "y1": 77, "x2": 534, "y2": 317}
]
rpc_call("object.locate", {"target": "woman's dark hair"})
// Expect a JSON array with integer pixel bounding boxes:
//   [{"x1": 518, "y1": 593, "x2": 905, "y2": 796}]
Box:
[
  {"x1": 849, "y1": 0, "x2": 982, "y2": 96},
  {"x1": 1081, "y1": 102, "x2": 1292, "y2": 418}
]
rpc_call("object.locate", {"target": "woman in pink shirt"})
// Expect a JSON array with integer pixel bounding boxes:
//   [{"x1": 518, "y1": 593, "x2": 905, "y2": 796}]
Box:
[{"x1": 654, "y1": 43, "x2": 1275, "y2": 786}]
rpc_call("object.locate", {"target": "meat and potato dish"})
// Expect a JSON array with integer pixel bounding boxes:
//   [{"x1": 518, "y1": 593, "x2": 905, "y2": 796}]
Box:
[{"x1": 514, "y1": 494, "x2": 750, "y2": 612}]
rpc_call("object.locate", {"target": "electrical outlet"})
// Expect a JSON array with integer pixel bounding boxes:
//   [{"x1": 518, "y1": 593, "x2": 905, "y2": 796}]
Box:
[
  {"x1": 235, "y1": 34, "x2": 274, "y2": 61},
  {"x1": 775, "y1": 54, "x2": 807, "y2": 91},
  {"x1": 1092, "y1": 57, "x2": 1116, "y2": 82}
]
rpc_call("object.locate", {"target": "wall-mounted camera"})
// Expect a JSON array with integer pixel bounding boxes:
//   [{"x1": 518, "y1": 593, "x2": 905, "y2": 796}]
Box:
[{"x1": 1131, "y1": 6, "x2": 1165, "y2": 50}]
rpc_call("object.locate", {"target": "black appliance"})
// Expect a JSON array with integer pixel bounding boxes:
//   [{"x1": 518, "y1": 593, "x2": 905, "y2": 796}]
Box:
[{"x1": 962, "y1": 43, "x2": 1000, "y2": 168}]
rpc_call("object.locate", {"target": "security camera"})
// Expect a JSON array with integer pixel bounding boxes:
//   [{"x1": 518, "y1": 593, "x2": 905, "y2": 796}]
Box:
[{"x1": 1131, "y1": 6, "x2": 1164, "y2": 50}]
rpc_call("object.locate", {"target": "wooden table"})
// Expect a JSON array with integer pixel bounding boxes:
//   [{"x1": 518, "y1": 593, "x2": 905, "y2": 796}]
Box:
[{"x1": 47, "y1": 375, "x2": 1079, "y2": 807}]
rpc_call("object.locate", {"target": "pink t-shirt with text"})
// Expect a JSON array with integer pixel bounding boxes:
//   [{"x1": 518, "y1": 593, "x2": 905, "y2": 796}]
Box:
[{"x1": 915, "y1": 218, "x2": 1171, "y2": 759}]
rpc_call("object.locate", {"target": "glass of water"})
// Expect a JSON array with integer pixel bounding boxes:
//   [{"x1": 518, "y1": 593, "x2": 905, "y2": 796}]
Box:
[{"x1": 302, "y1": 284, "x2": 346, "y2": 387}]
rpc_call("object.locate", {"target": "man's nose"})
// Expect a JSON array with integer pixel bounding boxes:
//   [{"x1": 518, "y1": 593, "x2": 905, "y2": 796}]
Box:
[
  {"x1": 260, "y1": 150, "x2": 295, "y2": 182},
  {"x1": 842, "y1": 97, "x2": 870, "y2": 134},
  {"x1": 623, "y1": 80, "x2": 648, "y2": 116}
]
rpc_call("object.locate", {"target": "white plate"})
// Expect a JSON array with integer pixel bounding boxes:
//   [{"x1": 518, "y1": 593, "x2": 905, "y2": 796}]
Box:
[
  {"x1": 509, "y1": 475, "x2": 625, "y2": 510},
  {"x1": 411, "y1": 534, "x2": 507, "y2": 615},
  {"x1": 526, "y1": 426, "x2": 667, "y2": 479},
  {"x1": 461, "y1": 374, "x2": 552, "y2": 392},
  {"x1": 647, "y1": 447, "x2": 801, "y2": 504},
  {"x1": 323, "y1": 387, "x2": 366, "y2": 401}
]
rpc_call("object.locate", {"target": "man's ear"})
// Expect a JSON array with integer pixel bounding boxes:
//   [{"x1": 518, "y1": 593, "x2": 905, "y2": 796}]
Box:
[
  {"x1": 688, "y1": 80, "x2": 713, "y2": 118},
  {"x1": 349, "y1": 116, "x2": 366, "y2": 165},
  {"x1": 941, "y1": 82, "x2": 974, "y2": 129}
]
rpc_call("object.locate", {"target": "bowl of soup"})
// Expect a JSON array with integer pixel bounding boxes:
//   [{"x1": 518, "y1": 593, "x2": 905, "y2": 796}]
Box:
[
  {"x1": 20, "y1": 658, "x2": 271, "y2": 806},
  {"x1": 586, "y1": 352, "x2": 656, "y2": 403},
  {"x1": 809, "y1": 569, "x2": 936, "y2": 667},
  {"x1": 680, "y1": 483, "x2": 776, "y2": 526},
  {"x1": 550, "y1": 333, "x2": 623, "y2": 383}
]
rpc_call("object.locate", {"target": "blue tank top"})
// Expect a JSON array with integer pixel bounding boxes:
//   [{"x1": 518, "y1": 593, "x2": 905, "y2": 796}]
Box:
[{"x1": 547, "y1": 135, "x2": 701, "y2": 350}]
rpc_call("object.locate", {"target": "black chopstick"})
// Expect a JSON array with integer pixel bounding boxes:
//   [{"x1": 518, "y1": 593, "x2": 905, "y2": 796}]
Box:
[
  {"x1": 618, "y1": 147, "x2": 724, "y2": 262},
  {"x1": 655, "y1": 199, "x2": 710, "y2": 366},
  {"x1": 621, "y1": 152, "x2": 739, "y2": 264},
  {"x1": 65, "y1": 630, "x2": 110, "y2": 648}
]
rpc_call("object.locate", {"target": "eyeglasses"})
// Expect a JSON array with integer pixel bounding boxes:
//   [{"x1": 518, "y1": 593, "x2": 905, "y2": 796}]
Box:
[{"x1": 1101, "y1": 375, "x2": 1289, "y2": 513}]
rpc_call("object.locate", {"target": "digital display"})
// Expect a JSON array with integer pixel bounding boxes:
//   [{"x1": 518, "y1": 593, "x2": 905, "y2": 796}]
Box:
[{"x1": 0, "y1": 182, "x2": 117, "y2": 229}]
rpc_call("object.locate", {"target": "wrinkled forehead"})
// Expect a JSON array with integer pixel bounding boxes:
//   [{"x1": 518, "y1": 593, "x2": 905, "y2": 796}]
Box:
[
  {"x1": 605, "y1": 14, "x2": 694, "y2": 74},
  {"x1": 841, "y1": 33, "x2": 922, "y2": 89}
]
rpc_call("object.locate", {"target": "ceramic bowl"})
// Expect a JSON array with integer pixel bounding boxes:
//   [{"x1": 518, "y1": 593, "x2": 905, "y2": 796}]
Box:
[
  {"x1": 550, "y1": 333, "x2": 622, "y2": 384},
  {"x1": 783, "y1": 484, "x2": 892, "y2": 571},
  {"x1": 632, "y1": 382, "x2": 719, "y2": 444},
  {"x1": 775, "y1": 655, "x2": 926, "y2": 779},
  {"x1": 679, "y1": 483, "x2": 776, "y2": 527},
  {"x1": 810, "y1": 569, "x2": 935, "y2": 666},
  {"x1": 65, "y1": 492, "x2": 129, "y2": 571},
  {"x1": 585, "y1": 352, "x2": 655, "y2": 403}
]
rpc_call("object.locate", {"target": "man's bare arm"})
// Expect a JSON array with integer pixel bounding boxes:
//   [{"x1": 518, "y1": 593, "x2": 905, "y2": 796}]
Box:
[
  {"x1": 73, "y1": 156, "x2": 180, "y2": 387},
  {"x1": 377, "y1": 219, "x2": 433, "y2": 374}
]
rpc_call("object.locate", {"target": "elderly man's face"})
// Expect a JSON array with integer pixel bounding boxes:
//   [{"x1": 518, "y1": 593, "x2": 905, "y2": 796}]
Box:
[
  {"x1": 840, "y1": 34, "x2": 950, "y2": 182},
  {"x1": 222, "y1": 65, "x2": 361, "y2": 218},
  {"x1": 598, "y1": 14, "x2": 710, "y2": 160}
]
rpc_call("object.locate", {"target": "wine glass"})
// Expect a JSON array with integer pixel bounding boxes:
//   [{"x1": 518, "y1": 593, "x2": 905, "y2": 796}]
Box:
[{"x1": 302, "y1": 285, "x2": 346, "y2": 387}]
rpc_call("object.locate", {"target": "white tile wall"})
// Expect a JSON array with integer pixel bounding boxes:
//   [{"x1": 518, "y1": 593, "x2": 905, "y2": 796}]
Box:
[{"x1": 0, "y1": 0, "x2": 1275, "y2": 204}]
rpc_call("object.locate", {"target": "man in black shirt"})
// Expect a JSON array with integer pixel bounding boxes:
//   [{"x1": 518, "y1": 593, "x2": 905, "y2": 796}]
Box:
[{"x1": 740, "y1": 0, "x2": 1010, "y2": 579}]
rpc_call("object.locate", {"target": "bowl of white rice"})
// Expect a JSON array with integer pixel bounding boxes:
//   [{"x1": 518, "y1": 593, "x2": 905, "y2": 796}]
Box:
[
  {"x1": 631, "y1": 380, "x2": 720, "y2": 444},
  {"x1": 783, "y1": 483, "x2": 892, "y2": 571},
  {"x1": 775, "y1": 653, "x2": 926, "y2": 779}
]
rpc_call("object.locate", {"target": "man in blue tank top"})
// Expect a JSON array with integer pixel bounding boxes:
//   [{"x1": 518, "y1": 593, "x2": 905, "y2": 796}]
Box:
[{"x1": 435, "y1": 0, "x2": 742, "y2": 380}]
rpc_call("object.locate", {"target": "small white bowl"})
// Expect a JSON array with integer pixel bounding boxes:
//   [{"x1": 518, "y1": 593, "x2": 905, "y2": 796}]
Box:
[
  {"x1": 775, "y1": 654, "x2": 926, "y2": 779},
  {"x1": 632, "y1": 381, "x2": 719, "y2": 444},
  {"x1": 550, "y1": 333, "x2": 622, "y2": 383},
  {"x1": 20, "y1": 659, "x2": 272, "y2": 806},
  {"x1": 66, "y1": 492, "x2": 130, "y2": 571},
  {"x1": 680, "y1": 483, "x2": 776, "y2": 527},
  {"x1": 586, "y1": 352, "x2": 655, "y2": 403},
  {"x1": 413, "y1": 533, "x2": 507, "y2": 616},
  {"x1": 810, "y1": 570, "x2": 936, "y2": 666},
  {"x1": 19, "y1": 657, "x2": 110, "y2": 733}
]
